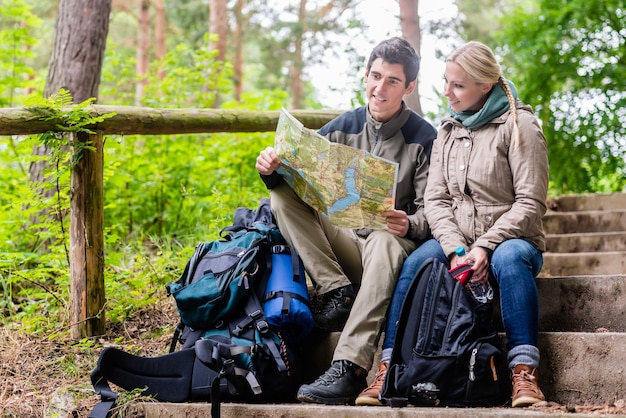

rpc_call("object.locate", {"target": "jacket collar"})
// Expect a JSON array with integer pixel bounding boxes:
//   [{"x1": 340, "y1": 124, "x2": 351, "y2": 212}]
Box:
[{"x1": 366, "y1": 101, "x2": 411, "y2": 140}]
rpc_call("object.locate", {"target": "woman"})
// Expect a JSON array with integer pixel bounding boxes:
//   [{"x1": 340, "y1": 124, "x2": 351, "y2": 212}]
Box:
[{"x1": 355, "y1": 41, "x2": 549, "y2": 408}]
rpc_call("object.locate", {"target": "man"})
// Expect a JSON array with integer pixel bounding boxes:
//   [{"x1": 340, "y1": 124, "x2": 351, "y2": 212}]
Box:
[{"x1": 255, "y1": 37, "x2": 436, "y2": 405}]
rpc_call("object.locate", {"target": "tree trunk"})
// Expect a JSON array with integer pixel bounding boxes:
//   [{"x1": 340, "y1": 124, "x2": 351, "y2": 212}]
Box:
[
  {"x1": 43, "y1": 1, "x2": 111, "y2": 102},
  {"x1": 209, "y1": 0, "x2": 228, "y2": 61},
  {"x1": 209, "y1": 0, "x2": 228, "y2": 107},
  {"x1": 154, "y1": 0, "x2": 167, "y2": 79},
  {"x1": 35, "y1": 0, "x2": 111, "y2": 339},
  {"x1": 32, "y1": 0, "x2": 111, "y2": 184},
  {"x1": 290, "y1": 0, "x2": 306, "y2": 109},
  {"x1": 233, "y1": 0, "x2": 245, "y2": 101},
  {"x1": 136, "y1": 0, "x2": 150, "y2": 105},
  {"x1": 399, "y1": 0, "x2": 424, "y2": 116}
]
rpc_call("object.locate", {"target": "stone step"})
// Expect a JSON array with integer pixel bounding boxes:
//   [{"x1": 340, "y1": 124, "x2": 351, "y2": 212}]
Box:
[
  {"x1": 548, "y1": 192, "x2": 626, "y2": 212},
  {"x1": 539, "y1": 332, "x2": 626, "y2": 405},
  {"x1": 545, "y1": 231, "x2": 626, "y2": 252},
  {"x1": 541, "y1": 251, "x2": 626, "y2": 276},
  {"x1": 132, "y1": 402, "x2": 626, "y2": 417},
  {"x1": 131, "y1": 332, "x2": 626, "y2": 416},
  {"x1": 543, "y1": 210, "x2": 626, "y2": 234},
  {"x1": 536, "y1": 275, "x2": 626, "y2": 332},
  {"x1": 301, "y1": 332, "x2": 626, "y2": 405}
]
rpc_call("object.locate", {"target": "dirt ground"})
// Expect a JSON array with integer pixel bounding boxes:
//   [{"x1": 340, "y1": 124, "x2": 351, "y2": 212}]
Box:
[{"x1": 2, "y1": 299, "x2": 626, "y2": 418}]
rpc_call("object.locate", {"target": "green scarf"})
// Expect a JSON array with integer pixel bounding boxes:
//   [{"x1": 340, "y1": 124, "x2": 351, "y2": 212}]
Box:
[{"x1": 448, "y1": 79, "x2": 518, "y2": 130}]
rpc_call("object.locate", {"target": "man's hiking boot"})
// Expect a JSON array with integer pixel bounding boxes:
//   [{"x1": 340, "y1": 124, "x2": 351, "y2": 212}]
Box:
[
  {"x1": 312, "y1": 284, "x2": 355, "y2": 332},
  {"x1": 355, "y1": 361, "x2": 388, "y2": 406},
  {"x1": 296, "y1": 360, "x2": 367, "y2": 405},
  {"x1": 511, "y1": 364, "x2": 545, "y2": 407}
]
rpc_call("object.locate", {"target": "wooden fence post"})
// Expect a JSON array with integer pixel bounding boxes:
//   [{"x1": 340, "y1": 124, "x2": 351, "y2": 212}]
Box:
[{"x1": 70, "y1": 131, "x2": 105, "y2": 338}]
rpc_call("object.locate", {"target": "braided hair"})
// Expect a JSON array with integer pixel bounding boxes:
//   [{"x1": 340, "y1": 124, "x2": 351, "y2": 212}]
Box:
[{"x1": 447, "y1": 41, "x2": 520, "y2": 147}]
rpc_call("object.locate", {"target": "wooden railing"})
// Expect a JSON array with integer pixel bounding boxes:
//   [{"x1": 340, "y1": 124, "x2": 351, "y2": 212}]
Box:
[{"x1": 0, "y1": 106, "x2": 341, "y2": 338}]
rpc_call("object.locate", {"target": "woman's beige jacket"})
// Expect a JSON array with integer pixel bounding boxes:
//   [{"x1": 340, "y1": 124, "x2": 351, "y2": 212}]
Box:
[{"x1": 425, "y1": 101, "x2": 549, "y2": 258}]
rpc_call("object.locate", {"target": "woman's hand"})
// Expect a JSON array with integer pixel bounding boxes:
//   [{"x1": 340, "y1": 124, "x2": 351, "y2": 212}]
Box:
[
  {"x1": 382, "y1": 209, "x2": 410, "y2": 237},
  {"x1": 467, "y1": 247, "x2": 490, "y2": 284},
  {"x1": 256, "y1": 146, "x2": 281, "y2": 175}
]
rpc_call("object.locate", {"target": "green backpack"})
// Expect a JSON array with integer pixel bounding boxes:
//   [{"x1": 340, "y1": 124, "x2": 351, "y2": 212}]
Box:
[{"x1": 166, "y1": 223, "x2": 277, "y2": 331}]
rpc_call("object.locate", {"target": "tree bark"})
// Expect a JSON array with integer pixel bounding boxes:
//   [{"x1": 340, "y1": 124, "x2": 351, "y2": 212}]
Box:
[
  {"x1": 32, "y1": 0, "x2": 111, "y2": 184},
  {"x1": 209, "y1": 0, "x2": 228, "y2": 61},
  {"x1": 233, "y1": 0, "x2": 245, "y2": 101},
  {"x1": 154, "y1": 0, "x2": 167, "y2": 79},
  {"x1": 136, "y1": 0, "x2": 150, "y2": 105},
  {"x1": 399, "y1": 0, "x2": 424, "y2": 116},
  {"x1": 43, "y1": 0, "x2": 111, "y2": 102},
  {"x1": 209, "y1": 0, "x2": 228, "y2": 107},
  {"x1": 290, "y1": 0, "x2": 307, "y2": 109}
]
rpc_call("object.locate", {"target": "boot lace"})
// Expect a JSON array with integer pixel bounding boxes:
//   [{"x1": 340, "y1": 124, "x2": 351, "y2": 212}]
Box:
[
  {"x1": 371, "y1": 363, "x2": 387, "y2": 386},
  {"x1": 512, "y1": 369, "x2": 540, "y2": 395},
  {"x1": 316, "y1": 361, "x2": 348, "y2": 386}
]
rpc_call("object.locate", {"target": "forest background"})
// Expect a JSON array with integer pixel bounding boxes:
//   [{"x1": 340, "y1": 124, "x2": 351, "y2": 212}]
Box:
[{"x1": 0, "y1": 0, "x2": 624, "y2": 416}]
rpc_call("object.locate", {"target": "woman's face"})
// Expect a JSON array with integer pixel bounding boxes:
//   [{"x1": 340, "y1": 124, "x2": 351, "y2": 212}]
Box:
[{"x1": 443, "y1": 61, "x2": 493, "y2": 112}]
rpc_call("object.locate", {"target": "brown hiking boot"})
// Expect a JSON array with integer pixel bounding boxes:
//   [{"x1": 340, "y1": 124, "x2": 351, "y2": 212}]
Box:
[
  {"x1": 355, "y1": 361, "x2": 388, "y2": 406},
  {"x1": 511, "y1": 364, "x2": 545, "y2": 407}
]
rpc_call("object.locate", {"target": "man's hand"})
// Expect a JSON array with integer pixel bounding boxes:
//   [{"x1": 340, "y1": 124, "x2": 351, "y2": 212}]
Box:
[
  {"x1": 256, "y1": 146, "x2": 281, "y2": 175},
  {"x1": 382, "y1": 209, "x2": 409, "y2": 237}
]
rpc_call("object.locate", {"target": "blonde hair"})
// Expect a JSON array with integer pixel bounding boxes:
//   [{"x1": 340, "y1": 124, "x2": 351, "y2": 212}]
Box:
[{"x1": 447, "y1": 41, "x2": 520, "y2": 147}]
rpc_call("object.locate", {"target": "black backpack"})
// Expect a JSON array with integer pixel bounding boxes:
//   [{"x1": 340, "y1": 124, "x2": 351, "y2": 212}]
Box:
[
  {"x1": 89, "y1": 199, "x2": 310, "y2": 418},
  {"x1": 381, "y1": 257, "x2": 511, "y2": 407}
]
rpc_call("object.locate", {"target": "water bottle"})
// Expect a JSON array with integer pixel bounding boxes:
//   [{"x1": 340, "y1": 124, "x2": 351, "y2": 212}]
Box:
[{"x1": 455, "y1": 247, "x2": 494, "y2": 303}]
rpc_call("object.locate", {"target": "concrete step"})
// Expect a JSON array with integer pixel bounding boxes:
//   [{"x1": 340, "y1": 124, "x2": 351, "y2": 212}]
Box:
[
  {"x1": 130, "y1": 332, "x2": 626, "y2": 415},
  {"x1": 541, "y1": 251, "x2": 626, "y2": 276},
  {"x1": 311, "y1": 277, "x2": 624, "y2": 334},
  {"x1": 298, "y1": 331, "x2": 626, "y2": 405},
  {"x1": 539, "y1": 332, "x2": 626, "y2": 405},
  {"x1": 548, "y1": 192, "x2": 626, "y2": 212},
  {"x1": 128, "y1": 332, "x2": 626, "y2": 417},
  {"x1": 132, "y1": 402, "x2": 626, "y2": 417},
  {"x1": 536, "y1": 275, "x2": 626, "y2": 332},
  {"x1": 545, "y1": 231, "x2": 626, "y2": 252},
  {"x1": 543, "y1": 210, "x2": 626, "y2": 234}
]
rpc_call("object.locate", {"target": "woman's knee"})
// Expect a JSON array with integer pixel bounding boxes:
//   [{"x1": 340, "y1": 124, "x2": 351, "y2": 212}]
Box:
[
  {"x1": 491, "y1": 239, "x2": 543, "y2": 280},
  {"x1": 399, "y1": 239, "x2": 445, "y2": 278},
  {"x1": 492, "y1": 239, "x2": 537, "y2": 264}
]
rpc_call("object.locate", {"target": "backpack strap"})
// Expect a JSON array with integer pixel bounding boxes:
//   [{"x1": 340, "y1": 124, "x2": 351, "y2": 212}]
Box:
[
  {"x1": 88, "y1": 346, "x2": 204, "y2": 417},
  {"x1": 169, "y1": 320, "x2": 204, "y2": 352},
  {"x1": 261, "y1": 244, "x2": 310, "y2": 315},
  {"x1": 231, "y1": 289, "x2": 288, "y2": 373},
  {"x1": 210, "y1": 360, "x2": 232, "y2": 418},
  {"x1": 88, "y1": 365, "x2": 117, "y2": 418},
  {"x1": 262, "y1": 290, "x2": 310, "y2": 314}
]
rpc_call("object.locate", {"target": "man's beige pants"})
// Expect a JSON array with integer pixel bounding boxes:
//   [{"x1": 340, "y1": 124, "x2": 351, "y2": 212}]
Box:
[{"x1": 270, "y1": 182, "x2": 417, "y2": 370}]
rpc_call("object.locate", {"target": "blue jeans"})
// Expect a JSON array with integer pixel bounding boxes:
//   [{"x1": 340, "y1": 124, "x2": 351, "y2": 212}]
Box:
[{"x1": 382, "y1": 238, "x2": 543, "y2": 354}]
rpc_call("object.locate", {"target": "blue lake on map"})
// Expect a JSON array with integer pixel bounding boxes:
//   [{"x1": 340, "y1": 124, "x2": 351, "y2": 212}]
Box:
[{"x1": 328, "y1": 166, "x2": 360, "y2": 214}]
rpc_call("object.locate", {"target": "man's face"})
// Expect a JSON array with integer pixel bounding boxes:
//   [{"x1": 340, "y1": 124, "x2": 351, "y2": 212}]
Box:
[{"x1": 365, "y1": 58, "x2": 416, "y2": 123}]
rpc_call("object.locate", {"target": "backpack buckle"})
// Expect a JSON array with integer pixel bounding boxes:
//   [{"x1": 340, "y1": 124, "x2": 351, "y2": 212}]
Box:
[
  {"x1": 219, "y1": 359, "x2": 235, "y2": 377},
  {"x1": 250, "y1": 309, "x2": 264, "y2": 320},
  {"x1": 232, "y1": 310, "x2": 265, "y2": 337},
  {"x1": 256, "y1": 320, "x2": 270, "y2": 334}
]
